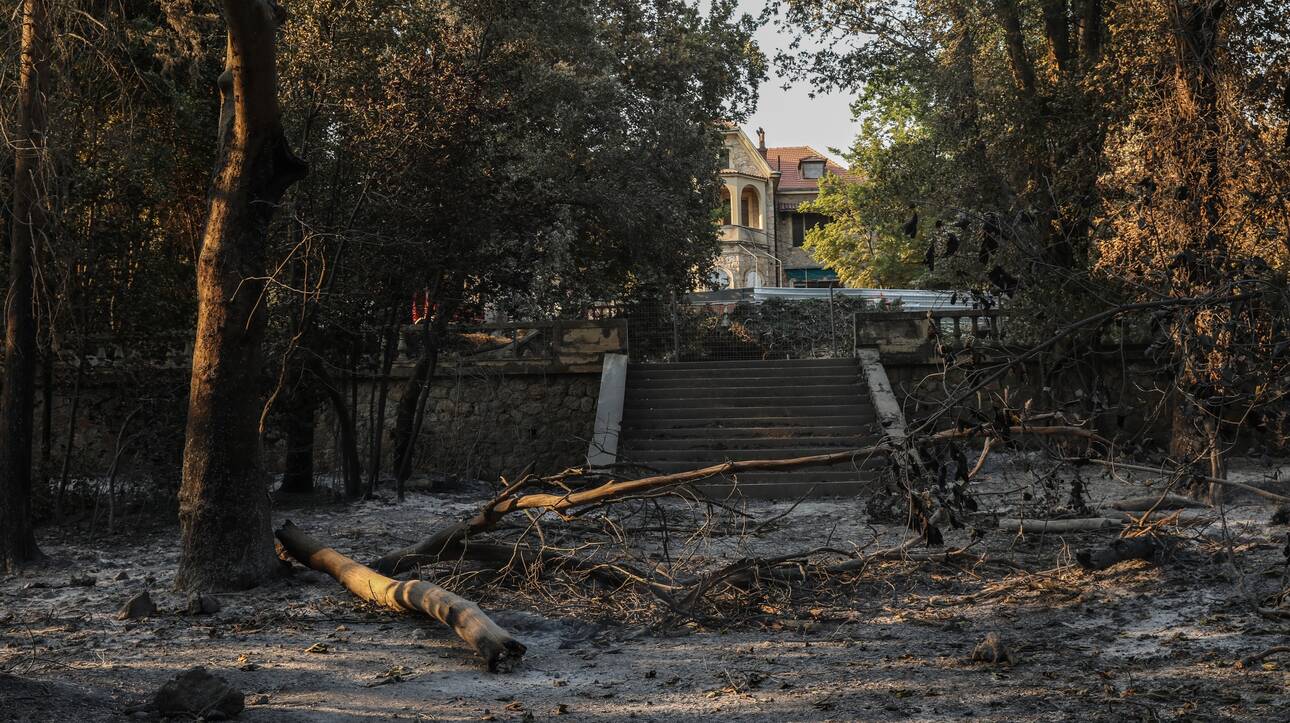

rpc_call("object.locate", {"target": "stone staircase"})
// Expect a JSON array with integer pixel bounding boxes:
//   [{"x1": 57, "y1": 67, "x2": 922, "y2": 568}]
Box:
[{"x1": 618, "y1": 358, "x2": 884, "y2": 497}]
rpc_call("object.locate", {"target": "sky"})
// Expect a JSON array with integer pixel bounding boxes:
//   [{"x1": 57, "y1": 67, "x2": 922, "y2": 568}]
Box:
[{"x1": 735, "y1": 0, "x2": 858, "y2": 165}]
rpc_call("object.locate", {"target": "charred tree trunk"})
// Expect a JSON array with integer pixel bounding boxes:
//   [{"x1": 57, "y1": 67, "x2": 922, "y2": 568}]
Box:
[
  {"x1": 1, "y1": 0, "x2": 50, "y2": 572},
  {"x1": 55, "y1": 340, "x2": 86, "y2": 521},
  {"x1": 309, "y1": 356, "x2": 363, "y2": 499},
  {"x1": 995, "y1": 0, "x2": 1037, "y2": 96},
  {"x1": 38, "y1": 333, "x2": 53, "y2": 486},
  {"x1": 392, "y1": 293, "x2": 457, "y2": 496},
  {"x1": 1166, "y1": 0, "x2": 1229, "y2": 505},
  {"x1": 177, "y1": 0, "x2": 306, "y2": 591},
  {"x1": 366, "y1": 309, "x2": 399, "y2": 496},
  {"x1": 279, "y1": 376, "x2": 317, "y2": 494}
]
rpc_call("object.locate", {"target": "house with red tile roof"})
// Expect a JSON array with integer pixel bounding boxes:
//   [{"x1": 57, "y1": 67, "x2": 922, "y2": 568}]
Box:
[{"x1": 711, "y1": 126, "x2": 858, "y2": 289}]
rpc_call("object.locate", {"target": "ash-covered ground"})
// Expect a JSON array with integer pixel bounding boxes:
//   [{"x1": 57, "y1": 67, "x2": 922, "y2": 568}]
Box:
[{"x1": 3, "y1": 454, "x2": 1289, "y2": 721}]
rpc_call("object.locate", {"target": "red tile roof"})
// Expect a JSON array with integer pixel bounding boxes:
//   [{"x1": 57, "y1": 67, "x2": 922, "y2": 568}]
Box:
[{"x1": 764, "y1": 146, "x2": 858, "y2": 191}]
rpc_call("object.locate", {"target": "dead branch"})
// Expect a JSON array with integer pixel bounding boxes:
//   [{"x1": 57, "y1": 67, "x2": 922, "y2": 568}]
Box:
[
  {"x1": 1236, "y1": 645, "x2": 1290, "y2": 669},
  {"x1": 274, "y1": 521, "x2": 525, "y2": 671},
  {"x1": 1076, "y1": 458, "x2": 1290, "y2": 504},
  {"x1": 372, "y1": 444, "x2": 890, "y2": 574},
  {"x1": 934, "y1": 424, "x2": 1110, "y2": 446}
]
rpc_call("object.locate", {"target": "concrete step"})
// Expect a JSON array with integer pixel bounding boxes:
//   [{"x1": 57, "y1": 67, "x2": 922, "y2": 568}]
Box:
[
  {"x1": 625, "y1": 450, "x2": 887, "y2": 469},
  {"x1": 622, "y1": 425, "x2": 874, "y2": 440},
  {"x1": 622, "y1": 404, "x2": 873, "y2": 421},
  {"x1": 622, "y1": 435, "x2": 877, "y2": 451},
  {"x1": 625, "y1": 394, "x2": 865, "y2": 411},
  {"x1": 630, "y1": 359, "x2": 858, "y2": 372},
  {"x1": 626, "y1": 383, "x2": 864, "y2": 400},
  {"x1": 733, "y1": 468, "x2": 883, "y2": 482},
  {"x1": 694, "y1": 479, "x2": 873, "y2": 499},
  {"x1": 623, "y1": 415, "x2": 875, "y2": 431},
  {"x1": 629, "y1": 369, "x2": 861, "y2": 383}
]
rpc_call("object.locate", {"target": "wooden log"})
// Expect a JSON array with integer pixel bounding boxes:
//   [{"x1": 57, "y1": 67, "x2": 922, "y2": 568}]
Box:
[
  {"x1": 997, "y1": 517, "x2": 1122, "y2": 533},
  {"x1": 274, "y1": 521, "x2": 525, "y2": 672},
  {"x1": 1108, "y1": 495, "x2": 1205, "y2": 512}
]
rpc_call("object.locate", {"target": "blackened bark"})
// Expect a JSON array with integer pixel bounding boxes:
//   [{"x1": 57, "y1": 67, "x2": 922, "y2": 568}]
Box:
[
  {"x1": 309, "y1": 356, "x2": 362, "y2": 498},
  {"x1": 1, "y1": 0, "x2": 49, "y2": 572},
  {"x1": 1041, "y1": 0, "x2": 1072, "y2": 73},
  {"x1": 1166, "y1": 0, "x2": 1228, "y2": 501},
  {"x1": 177, "y1": 0, "x2": 306, "y2": 591},
  {"x1": 279, "y1": 377, "x2": 317, "y2": 493},
  {"x1": 366, "y1": 310, "x2": 400, "y2": 496},
  {"x1": 995, "y1": 0, "x2": 1037, "y2": 96},
  {"x1": 1080, "y1": 0, "x2": 1104, "y2": 63},
  {"x1": 393, "y1": 307, "x2": 455, "y2": 499}
]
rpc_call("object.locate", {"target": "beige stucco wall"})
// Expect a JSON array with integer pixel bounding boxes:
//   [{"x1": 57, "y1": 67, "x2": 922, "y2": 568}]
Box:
[{"x1": 715, "y1": 131, "x2": 777, "y2": 288}]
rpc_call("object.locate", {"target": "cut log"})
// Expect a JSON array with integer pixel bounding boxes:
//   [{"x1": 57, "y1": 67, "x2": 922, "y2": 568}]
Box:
[
  {"x1": 1108, "y1": 495, "x2": 1205, "y2": 512},
  {"x1": 274, "y1": 521, "x2": 525, "y2": 672},
  {"x1": 997, "y1": 517, "x2": 1122, "y2": 533}
]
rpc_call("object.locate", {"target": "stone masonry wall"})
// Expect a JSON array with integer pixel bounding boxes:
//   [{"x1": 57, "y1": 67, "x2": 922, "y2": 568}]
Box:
[
  {"x1": 309, "y1": 367, "x2": 601, "y2": 487},
  {"x1": 397, "y1": 367, "x2": 599, "y2": 482}
]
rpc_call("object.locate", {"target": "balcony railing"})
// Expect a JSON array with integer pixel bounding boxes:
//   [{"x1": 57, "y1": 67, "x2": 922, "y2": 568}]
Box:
[{"x1": 719, "y1": 224, "x2": 771, "y2": 248}]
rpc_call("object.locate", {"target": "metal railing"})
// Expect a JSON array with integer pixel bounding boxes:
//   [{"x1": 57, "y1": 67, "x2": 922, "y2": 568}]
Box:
[{"x1": 624, "y1": 293, "x2": 870, "y2": 362}]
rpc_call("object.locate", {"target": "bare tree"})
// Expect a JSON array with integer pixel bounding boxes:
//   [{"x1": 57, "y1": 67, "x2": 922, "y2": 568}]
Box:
[
  {"x1": 176, "y1": 0, "x2": 306, "y2": 591},
  {"x1": 1, "y1": 0, "x2": 49, "y2": 572}
]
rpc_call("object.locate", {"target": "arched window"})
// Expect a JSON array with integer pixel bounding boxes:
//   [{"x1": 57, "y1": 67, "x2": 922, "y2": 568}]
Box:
[
  {"x1": 708, "y1": 268, "x2": 731, "y2": 290},
  {"x1": 743, "y1": 270, "x2": 761, "y2": 288},
  {"x1": 740, "y1": 186, "x2": 761, "y2": 229},
  {"x1": 719, "y1": 186, "x2": 732, "y2": 225}
]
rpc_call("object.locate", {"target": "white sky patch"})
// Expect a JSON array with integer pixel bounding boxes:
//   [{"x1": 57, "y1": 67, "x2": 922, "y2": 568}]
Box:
[{"x1": 734, "y1": 0, "x2": 859, "y2": 164}]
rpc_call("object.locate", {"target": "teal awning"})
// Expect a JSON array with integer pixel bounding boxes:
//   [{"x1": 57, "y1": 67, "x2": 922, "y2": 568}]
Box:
[{"x1": 785, "y1": 268, "x2": 838, "y2": 281}]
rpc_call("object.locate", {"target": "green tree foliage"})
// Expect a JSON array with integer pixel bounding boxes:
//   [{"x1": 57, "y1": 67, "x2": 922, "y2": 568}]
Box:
[
  {"x1": 273, "y1": 0, "x2": 765, "y2": 330},
  {"x1": 773, "y1": 0, "x2": 1287, "y2": 326},
  {"x1": 773, "y1": 0, "x2": 1290, "y2": 474}
]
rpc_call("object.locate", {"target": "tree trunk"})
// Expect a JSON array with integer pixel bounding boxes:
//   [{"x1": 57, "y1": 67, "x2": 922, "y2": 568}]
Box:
[
  {"x1": 366, "y1": 310, "x2": 399, "y2": 496},
  {"x1": 54, "y1": 349, "x2": 85, "y2": 521},
  {"x1": 392, "y1": 302, "x2": 455, "y2": 497},
  {"x1": 995, "y1": 0, "x2": 1037, "y2": 96},
  {"x1": 1040, "y1": 0, "x2": 1072, "y2": 73},
  {"x1": 38, "y1": 318, "x2": 53, "y2": 488},
  {"x1": 279, "y1": 377, "x2": 316, "y2": 494},
  {"x1": 1166, "y1": 0, "x2": 1229, "y2": 504},
  {"x1": 1, "y1": 0, "x2": 50, "y2": 572},
  {"x1": 309, "y1": 356, "x2": 362, "y2": 499},
  {"x1": 275, "y1": 521, "x2": 526, "y2": 671},
  {"x1": 177, "y1": 0, "x2": 306, "y2": 592}
]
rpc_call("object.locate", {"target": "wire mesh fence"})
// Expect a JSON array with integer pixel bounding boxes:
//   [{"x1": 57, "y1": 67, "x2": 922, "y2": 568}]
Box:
[{"x1": 623, "y1": 293, "x2": 881, "y2": 362}]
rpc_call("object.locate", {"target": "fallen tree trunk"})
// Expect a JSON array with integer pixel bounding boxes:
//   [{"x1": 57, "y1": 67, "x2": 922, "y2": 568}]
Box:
[
  {"x1": 1108, "y1": 495, "x2": 1205, "y2": 512},
  {"x1": 997, "y1": 517, "x2": 1121, "y2": 533},
  {"x1": 274, "y1": 521, "x2": 525, "y2": 671}
]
